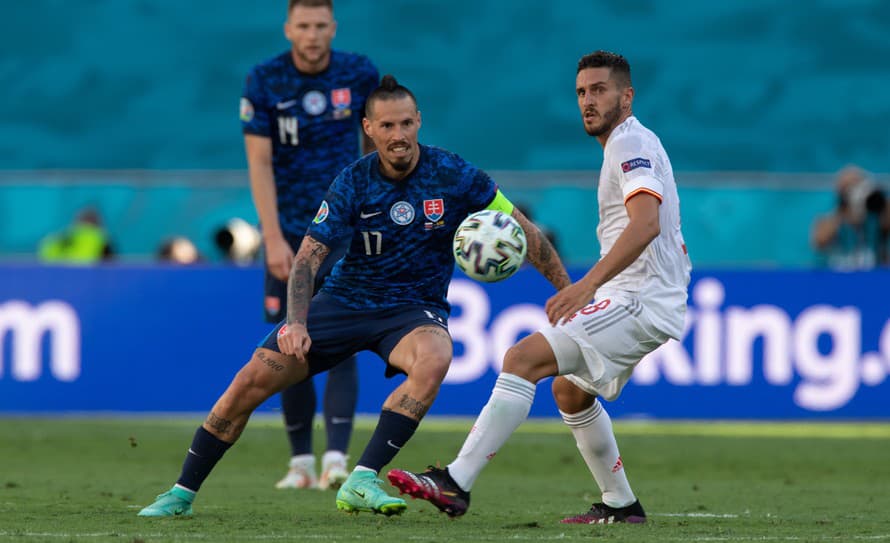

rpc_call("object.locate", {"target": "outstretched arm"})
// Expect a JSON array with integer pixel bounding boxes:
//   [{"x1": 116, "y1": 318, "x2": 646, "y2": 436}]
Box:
[
  {"x1": 510, "y1": 207, "x2": 571, "y2": 291},
  {"x1": 279, "y1": 235, "x2": 331, "y2": 359},
  {"x1": 545, "y1": 192, "x2": 661, "y2": 325}
]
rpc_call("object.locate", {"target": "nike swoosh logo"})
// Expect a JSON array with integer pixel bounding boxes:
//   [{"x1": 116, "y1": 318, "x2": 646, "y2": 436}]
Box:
[
  {"x1": 360, "y1": 211, "x2": 382, "y2": 219},
  {"x1": 351, "y1": 489, "x2": 366, "y2": 498},
  {"x1": 386, "y1": 440, "x2": 402, "y2": 450},
  {"x1": 276, "y1": 100, "x2": 298, "y2": 110}
]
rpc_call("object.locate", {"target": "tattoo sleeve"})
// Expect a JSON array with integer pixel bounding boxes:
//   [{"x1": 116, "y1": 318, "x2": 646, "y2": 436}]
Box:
[
  {"x1": 512, "y1": 208, "x2": 572, "y2": 290},
  {"x1": 286, "y1": 235, "x2": 330, "y2": 325}
]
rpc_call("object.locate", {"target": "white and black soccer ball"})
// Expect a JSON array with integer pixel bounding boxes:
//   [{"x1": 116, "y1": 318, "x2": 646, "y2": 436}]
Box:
[{"x1": 453, "y1": 210, "x2": 527, "y2": 283}]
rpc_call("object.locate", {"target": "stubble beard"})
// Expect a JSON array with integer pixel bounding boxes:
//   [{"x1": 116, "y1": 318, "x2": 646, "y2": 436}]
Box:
[{"x1": 585, "y1": 99, "x2": 623, "y2": 138}]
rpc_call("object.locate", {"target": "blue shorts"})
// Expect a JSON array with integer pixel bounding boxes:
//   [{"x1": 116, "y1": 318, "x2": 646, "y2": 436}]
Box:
[
  {"x1": 259, "y1": 292, "x2": 449, "y2": 378},
  {"x1": 263, "y1": 240, "x2": 348, "y2": 323}
]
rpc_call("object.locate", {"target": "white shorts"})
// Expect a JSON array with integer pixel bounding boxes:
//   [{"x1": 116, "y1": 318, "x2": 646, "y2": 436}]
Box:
[{"x1": 539, "y1": 292, "x2": 669, "y2": 402}]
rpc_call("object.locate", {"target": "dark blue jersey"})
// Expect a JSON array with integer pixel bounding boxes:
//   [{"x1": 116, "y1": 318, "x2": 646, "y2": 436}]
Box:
[
  {"x1": 307, "y1": 145, "x2": 499, "y2": 313},
  {"x1": 241, "y1": 49, "x2": 379, "y2": 244}
]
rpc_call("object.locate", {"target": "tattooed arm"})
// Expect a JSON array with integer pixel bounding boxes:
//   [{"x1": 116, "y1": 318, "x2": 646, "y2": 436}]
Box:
[
  {"x1": 278, "y1": 235, "x2": 330, "y2": 359},
  {"x1": 511, "y1": 207, "x2": 571, "y2": 291}
]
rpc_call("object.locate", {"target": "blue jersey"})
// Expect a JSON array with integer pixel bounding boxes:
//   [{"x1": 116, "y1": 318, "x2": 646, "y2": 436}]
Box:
[
  {"x1": 308, "y1": 145, "x2": 499, "y2": 313},
  {"x1": 241, "y1": 49, "x2": 379, "y2": 245}
]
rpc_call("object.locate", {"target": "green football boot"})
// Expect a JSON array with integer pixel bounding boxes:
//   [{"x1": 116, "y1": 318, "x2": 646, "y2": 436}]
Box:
[
  {"x1": 137, "y1": 486, "x2": 195, "y2": 517},
  {"x1": 335, "y1": 470, "x2": 407, "y2": 516}
]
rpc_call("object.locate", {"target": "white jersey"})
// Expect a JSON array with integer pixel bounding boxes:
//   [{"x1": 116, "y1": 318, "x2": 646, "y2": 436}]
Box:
[{"x1": 596, "y1": 116, "x2": 691, "y2": 338}]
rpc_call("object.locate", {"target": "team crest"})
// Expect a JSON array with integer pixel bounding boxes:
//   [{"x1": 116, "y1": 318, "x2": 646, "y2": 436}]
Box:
[
  {"x1": 313, "y1": 200, "x2": 330, "y2": 224},
  {"x1": 302, "y1": 90, "x2": 327, "y2": 116},
  {"x1": 239, "y1": 98, "x2": 254, "y2": 122},
  {"x1": 277, "y1": 324, "x2": 288, "y2": 338},
  {"x1": 423, "y1": 199, "x2": 444, "y2": 222},
  {"x1": 390, "y1": 201, "x2": 415, "y2": 225},
  {"x1": 331, "y1": 88, "x2": 352, "y2": 108}
]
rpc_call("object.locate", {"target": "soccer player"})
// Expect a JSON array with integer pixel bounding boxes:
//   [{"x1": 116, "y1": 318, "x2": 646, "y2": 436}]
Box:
[
  {"x1": 137, "y1": 75, "x2": 571, "y2": 517},
  {"x1": 388, "y1": 50, "x2": 691, "y2": 524},
  {"x1": 242, "y1": 0, "x2": 378, "y2": 490}
]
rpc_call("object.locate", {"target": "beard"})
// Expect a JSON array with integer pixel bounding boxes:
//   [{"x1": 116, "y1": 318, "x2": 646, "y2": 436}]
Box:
[
  {"x1": 389, "y1": 158, "x2": 412, "y2": 172},
  {"x1": 584, "y1": 98, "x2": 623, "y2": 137}
]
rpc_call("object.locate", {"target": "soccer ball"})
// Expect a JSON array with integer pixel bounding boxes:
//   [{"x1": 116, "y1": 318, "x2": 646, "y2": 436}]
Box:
[{"x1": 453, "y1": 210, "x2": 527, "y2": 282}]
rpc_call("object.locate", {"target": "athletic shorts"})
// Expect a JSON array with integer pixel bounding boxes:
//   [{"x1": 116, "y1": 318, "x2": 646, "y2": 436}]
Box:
[
  {"x1": 263, "y1": 240, "x2": 348, "y2": 323},
  {"x1": 538, "y1": 292, "x2": 670, "y2": 401},
  {"x1": 259, "y1": 292, "x2": 449, "y2": 378}
]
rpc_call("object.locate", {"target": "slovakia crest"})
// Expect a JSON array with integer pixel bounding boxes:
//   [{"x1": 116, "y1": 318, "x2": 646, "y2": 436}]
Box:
[
  {"x1": 313, "y1": 200, "x2": 330, "y2": 224},
  {"x1": 390, "y1": 201, "x2": 415, "y2": 225},
  {"x1": 423, "y1": 199, "x2": 444, "y2": 222},
  {"x1": 331, "y1": 88, "x2": 352, "y2": 108}
]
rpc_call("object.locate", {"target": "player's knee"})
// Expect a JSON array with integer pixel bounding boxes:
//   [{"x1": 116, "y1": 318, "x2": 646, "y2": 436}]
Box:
[
  {"x1": 408, "y1": 353, "x2": 450, "y2": 393},
  {"x1": 551, "y1": 376, "x2": 595, "y2": 413},
  {"x1": 502, "y1": 344, "x2": 549, "y2": 383}
]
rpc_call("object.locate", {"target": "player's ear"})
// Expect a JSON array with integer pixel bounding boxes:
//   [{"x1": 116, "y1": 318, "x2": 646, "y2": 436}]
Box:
[
  {"x1": 362, "y1": 117, "x2": 372, "y2": 137},
  {"x1": 331, "y1": 19, "x2": 337, "y2": 39},
  {"x1": 622, "y1": 86, "x2": 635, "y2": 110},
  {"x1": 416, "y1": 110, "x2": 422, "y2": 130}
]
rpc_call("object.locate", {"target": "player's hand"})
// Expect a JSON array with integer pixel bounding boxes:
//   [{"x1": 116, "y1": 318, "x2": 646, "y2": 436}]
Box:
[
  {"x1": 545, "y1": 279, "x2": 598, "y2": 326},
  {"x1": 277, "y1": 322, "x2": 311, "y2": 362},
  {"x1": 266, "y1": 237, "x2": 295, "y2": 281}
]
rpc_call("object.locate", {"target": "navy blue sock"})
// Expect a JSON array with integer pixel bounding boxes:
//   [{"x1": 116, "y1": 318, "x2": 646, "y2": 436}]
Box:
[
  {"x1": 323, "y1": 355, "x2": 358, "y2": 453},
  {"x1": 177, "y1": 426, "x2": 233, "y2": 492},
  {"x1": 281, "y1": 379, "x2": 316, "y2": 456},
  {"x1": 356, "y1": 410, "x2": 419, "y2": 473}
]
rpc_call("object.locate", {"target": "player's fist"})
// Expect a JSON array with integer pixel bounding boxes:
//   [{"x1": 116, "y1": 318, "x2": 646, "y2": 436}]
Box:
[
  {"x1": 277, "y1": 322, "x2": 311, "y2": 361},
  {"x1": 266, "y1": 237, "x2": 295, "y2": 281}
]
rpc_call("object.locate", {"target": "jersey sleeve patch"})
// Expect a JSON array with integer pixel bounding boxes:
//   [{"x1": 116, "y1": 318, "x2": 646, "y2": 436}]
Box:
[
  {"x1": 240, "y1": 98, "x2": 254, "y2": 122},
  {"x1": 620, "y1": 157, "x2": 651, "y2": 172}
]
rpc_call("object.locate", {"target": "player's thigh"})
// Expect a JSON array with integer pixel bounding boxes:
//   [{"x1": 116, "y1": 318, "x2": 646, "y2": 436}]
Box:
[
  {"x1": 387, "y1": 324, "x2": 453, "y2": 382},
  {"x1": 235, "y1": 347, "x2": 308, "y2": 394}
]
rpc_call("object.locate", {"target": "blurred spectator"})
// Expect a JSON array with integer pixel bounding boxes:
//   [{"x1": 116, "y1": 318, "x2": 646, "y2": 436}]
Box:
[
  {"x1": 157, "y1": 236, "x2": 202, "y2": 264},
  {"x1": 811, "y1": 166, "x2": 890, "y2": 269},
  {"x1": 38, "y1": 207, "x2": 114, "y2": 264},
  {"x1": 214, "y1": 218, "x2": 262, "y2": 264}
]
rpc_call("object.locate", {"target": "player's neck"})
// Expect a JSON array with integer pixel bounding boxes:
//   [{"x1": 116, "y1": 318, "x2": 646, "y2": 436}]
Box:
[
  {"x1": 597, "y1": 110, "x2": 633, "y2": 147},
  {"x1": 378, "y1": 155, "x2": 420, "y2": 182},
  {"x1": 290, "y1": 49, "x2": 331, "y2": 75}
]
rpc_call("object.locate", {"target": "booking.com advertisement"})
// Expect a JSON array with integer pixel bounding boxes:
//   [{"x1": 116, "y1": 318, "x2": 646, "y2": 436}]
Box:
[{"x1": 1, "y1": 265, "x2": 888, "y2": 419}]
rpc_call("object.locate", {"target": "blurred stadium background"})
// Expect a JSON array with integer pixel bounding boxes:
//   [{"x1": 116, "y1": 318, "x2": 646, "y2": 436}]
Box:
[{"x1": 2, "y1": 0, "x2": 890, "y2": 418}]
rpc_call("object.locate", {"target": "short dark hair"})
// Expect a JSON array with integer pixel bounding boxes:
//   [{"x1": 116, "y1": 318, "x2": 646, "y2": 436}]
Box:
[
  {"x1": 365, "y1": 75, "x2": 417, "y2": 117},
  {"x1": 577, "y1": 50, "x2": 631, "y2": 88},
  {"x1": 288, "y1": 0, "x2": 332, "y2": 12}
]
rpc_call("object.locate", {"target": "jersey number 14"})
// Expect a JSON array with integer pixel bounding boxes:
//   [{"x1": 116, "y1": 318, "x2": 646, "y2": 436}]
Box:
[{"x1": 278, "y1": 116, "x2": 298, "y2": 145}]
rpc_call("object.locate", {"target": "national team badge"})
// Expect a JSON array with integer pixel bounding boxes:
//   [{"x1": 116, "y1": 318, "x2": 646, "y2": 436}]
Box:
[
  {"x1": 302, "y1": 90, "x2": 327, "y2": 116},
  {"x1": 239, "y1": 98, "x2": 254, "y2": 122},
  {"x1": 390, "y1": 201, "x2": 415, "y2": 225},
  {"x1": 277, "y1": 324, "x2": 288, "y2": 338},
  {"x1": 265, "y1": 296, "x2": 281, "y2": 315},
  {"x1": 331, "y1": 88, "x2": 352, "y2": 108},
  {"x1": 423, "y1": 199, "x2": 444, "y2": 222},
  {"x1": 313, "y1": 200, "x2": 330, "y2": 224}
]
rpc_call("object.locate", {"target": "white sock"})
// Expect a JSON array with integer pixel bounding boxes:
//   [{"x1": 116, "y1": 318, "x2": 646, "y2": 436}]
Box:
[
  {"x1": 447, "y1": 373, "x2": 535, "y2": 491},
  {"x1": 560, "y1": 399, "x2": 636, "y2": 508}
]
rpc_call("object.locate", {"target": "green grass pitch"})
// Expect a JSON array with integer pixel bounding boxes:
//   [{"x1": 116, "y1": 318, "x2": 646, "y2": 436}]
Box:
[{"x1": 1, "y1": 416, "x2": 889, "y2": 542}]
